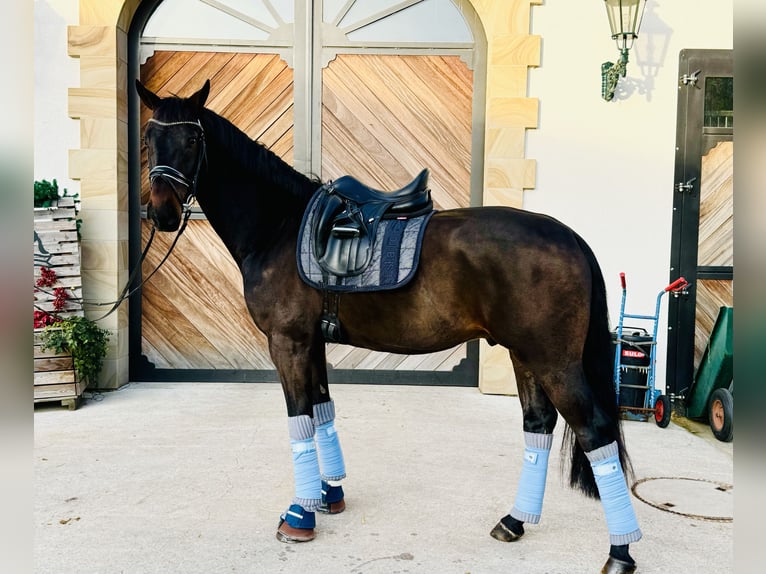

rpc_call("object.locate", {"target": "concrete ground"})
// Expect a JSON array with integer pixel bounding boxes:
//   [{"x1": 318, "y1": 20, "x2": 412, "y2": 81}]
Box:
[{"x1": 34, "y1": 383, "x2": 733, "y2": 574}]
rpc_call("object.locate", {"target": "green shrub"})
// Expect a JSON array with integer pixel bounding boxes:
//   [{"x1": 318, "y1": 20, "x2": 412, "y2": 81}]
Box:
[
  {"x1": 34, "y1": 179, "x2": 61, "y2": 208},
  {"x1": 41, "y1": 317, "x2": 110, "y2": 386}
]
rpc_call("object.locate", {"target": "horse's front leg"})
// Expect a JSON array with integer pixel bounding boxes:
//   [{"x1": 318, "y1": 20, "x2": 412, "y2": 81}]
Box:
[{"x1": 269, "y1": 331, "x2": 346, "y2": 543}]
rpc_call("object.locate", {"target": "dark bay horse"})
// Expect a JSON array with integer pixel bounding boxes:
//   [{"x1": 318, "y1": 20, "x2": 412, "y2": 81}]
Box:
[{"x1": 136, "y1": 79, "x2": 641, "y2": 574}]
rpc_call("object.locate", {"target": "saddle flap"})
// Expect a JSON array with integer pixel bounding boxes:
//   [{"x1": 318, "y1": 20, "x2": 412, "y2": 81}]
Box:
[
  {"x1": 318, "y1": 234, "x2": 373, "y2": 278},
  {"x1": 315, "y1": 201, "x2": 390, "y2": 277},
  {"x1": 313, "y1": 193, "x2": 344, "y2": 259}
]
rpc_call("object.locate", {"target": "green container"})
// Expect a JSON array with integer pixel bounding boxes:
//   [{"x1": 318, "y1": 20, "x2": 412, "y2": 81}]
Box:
[{"x1": 686, "y1": 307, "x2": 733, "y2": 420}]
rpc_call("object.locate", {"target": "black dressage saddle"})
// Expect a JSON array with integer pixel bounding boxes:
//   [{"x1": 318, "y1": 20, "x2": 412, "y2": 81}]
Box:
[{"x1": 312, "y1": 169, "x2": 433, "y2": 277}]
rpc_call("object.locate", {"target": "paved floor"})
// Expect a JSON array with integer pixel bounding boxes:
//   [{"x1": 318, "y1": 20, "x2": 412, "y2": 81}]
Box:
[{"x1": 34, "y1": 383, "x2": 733, "y2": 574}]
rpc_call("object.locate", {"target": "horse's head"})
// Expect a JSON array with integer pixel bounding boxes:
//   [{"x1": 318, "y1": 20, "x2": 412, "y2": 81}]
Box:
[{"x1": 136, "y1": 79, "x2": 210, "y2": 231}]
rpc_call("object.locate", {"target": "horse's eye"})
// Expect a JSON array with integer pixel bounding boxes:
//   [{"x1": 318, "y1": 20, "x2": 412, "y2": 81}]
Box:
[{"x1": 188, "y1": 137, "x2": 197, "y2": 146}]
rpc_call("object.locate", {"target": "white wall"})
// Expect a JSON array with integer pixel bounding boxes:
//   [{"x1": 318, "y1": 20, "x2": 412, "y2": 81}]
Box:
[
  {"x1": 34, "y1": 0, "x2": 79, "y2": 196},
  {"x1": 526, "y1": 0, "x2": 733, "y2": 390}
]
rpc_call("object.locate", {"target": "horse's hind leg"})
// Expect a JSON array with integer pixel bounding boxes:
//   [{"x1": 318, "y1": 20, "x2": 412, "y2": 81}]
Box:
[
  {"x1": 313, "y1": 399, "x2": 347, "y2": 514},
  {"x1": 492, "y1": 355, "x2": 640, "y2": 573},
  {"x1": 491, "y1": 368, "x2": 558, "y2": 543},
  {"x1": 542, "y1": 363, "x2": 641, "y2": 574}
]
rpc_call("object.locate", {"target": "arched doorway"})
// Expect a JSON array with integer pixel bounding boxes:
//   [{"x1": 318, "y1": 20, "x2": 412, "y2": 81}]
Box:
[{"x1": 128, "y1": 0, "x2": 487, "y2": 384}]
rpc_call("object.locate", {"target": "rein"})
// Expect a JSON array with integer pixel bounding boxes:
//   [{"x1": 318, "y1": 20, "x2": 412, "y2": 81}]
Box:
[
  {"x1": 35, "y1": 211, "x2": 192, "y2": 323},
  {"x1": 82, "y1": 207, "x2": 192, "y2": 321}
]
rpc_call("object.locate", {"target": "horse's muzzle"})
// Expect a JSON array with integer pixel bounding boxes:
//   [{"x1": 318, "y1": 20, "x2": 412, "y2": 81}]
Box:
[{"x1": 147, "y1": 202, "x2": 181, "y2": 232}]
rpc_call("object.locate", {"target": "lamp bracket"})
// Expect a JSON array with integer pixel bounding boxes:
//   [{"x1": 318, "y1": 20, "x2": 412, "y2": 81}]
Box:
[{"x1": 601, "y1": 57, "x2": 628, "y2": 101}]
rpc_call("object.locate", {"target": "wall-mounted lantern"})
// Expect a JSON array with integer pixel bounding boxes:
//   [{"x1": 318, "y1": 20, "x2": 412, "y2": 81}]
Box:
[{"x1": 601, "y1": 0, "x2": 647, "y2": 101}]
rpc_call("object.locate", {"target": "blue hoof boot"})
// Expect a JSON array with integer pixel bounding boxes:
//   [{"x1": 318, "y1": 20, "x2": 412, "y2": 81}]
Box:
[
  {"x1": 276, "y1": 504, "x2": 316, "y2": 543},
  {"x1": 318, "y1": 481, "x2": 346, "y2": 514}
]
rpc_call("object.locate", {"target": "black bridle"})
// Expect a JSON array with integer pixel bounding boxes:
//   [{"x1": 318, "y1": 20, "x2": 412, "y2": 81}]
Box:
[
  {"x1": 81, "y1": 118, "x2": 208, "y2": 320},
  {"x1": 146, "y1": 117, "x2": 207, "y2": 211}
]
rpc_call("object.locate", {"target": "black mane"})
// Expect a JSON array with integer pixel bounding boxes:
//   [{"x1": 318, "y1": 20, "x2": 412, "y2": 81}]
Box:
[{"x1": 199, "y1": 108, "x2": 319, "y2": 204}]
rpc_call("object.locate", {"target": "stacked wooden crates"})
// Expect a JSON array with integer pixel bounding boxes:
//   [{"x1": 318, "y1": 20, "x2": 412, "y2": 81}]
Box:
[{"x1": 33, "y1": 196, "x2": 85, "y2": 409}]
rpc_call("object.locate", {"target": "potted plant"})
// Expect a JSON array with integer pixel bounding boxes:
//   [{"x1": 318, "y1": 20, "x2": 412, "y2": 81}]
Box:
[{"x1": 35, "y1": 265, "x2": 110, "y2": 391}]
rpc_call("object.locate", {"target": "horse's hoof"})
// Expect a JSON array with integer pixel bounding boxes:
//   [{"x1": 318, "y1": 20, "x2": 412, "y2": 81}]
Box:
[
  {"x1": 489, "y1": 517, "x2": 524, "y2": 542},
  {"x1": 318, "y1": 481, "x2": 345, "y2": 514},
  {"x1": 601, "y1": 556, "x2": 637, "y2": 574},
  {"x1": 318, "y1": 498, "x2": 346, "y2": 514},
  {"x1": 276, "y1": 520, "x2": 316, "y2": 543}
]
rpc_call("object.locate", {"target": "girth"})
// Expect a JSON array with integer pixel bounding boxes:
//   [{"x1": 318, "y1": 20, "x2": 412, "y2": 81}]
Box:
[{"x1": 312, "y1": 169, "x2": 432, "y2": 278}]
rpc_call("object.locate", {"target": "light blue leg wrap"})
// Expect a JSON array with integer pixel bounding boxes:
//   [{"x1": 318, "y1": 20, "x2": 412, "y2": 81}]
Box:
[
  {"x1": 313, "y1": 400, "x2": 346, "y2": 482},
  {"x1": 288, "y1": 415, "x2": 321, "y2": 511},
  {"x1": 510, "y1": 432, "x2": 553, "y2": 524},
  {"x1": 586, "y1": 441, "x2": 642, "y2": 545}
]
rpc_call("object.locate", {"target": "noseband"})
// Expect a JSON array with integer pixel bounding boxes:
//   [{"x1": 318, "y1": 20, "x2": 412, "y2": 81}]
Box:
[{"x1": 146, "y1": 118, "x2": 207, "y2": 212}]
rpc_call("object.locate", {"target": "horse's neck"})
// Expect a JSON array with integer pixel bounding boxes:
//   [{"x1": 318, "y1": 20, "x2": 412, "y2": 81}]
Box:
[{"x1": 196, "y1": 142, "x2": 313, "y2": 269}]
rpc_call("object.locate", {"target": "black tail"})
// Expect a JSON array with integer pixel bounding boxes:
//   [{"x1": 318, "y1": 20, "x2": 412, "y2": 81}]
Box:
[{"x1": 564, "y1": 234, "x2": 631, "y2": 499}]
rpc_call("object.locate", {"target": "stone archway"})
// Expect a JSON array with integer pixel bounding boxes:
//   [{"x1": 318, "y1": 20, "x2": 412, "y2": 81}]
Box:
[{"x1": 67, "y1": 0, "x2": 541, "y2": 390}]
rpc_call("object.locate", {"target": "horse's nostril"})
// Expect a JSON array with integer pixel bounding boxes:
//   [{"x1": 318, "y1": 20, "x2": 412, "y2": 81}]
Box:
[
  {"x1": 165, "y1": 216, "x2": 180, "y2": 231},
  {"x1": 146, "y1": 204, "x2": 180, "y2": 232}
]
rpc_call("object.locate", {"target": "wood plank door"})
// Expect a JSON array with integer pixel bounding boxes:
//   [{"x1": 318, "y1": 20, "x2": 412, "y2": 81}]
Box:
[
  {"x1": 135, "y1": 51, "x2": 295, "y2": 380},
  {"x1": 695, "y1": 141, "x2": 733, "y2": 367},
  {"x1": 131, "y1": 1, "x2": 481, "y2": 385},
  {"x1": 667, "y1": 50, "x2": 733, "y2": 398},
  {"x1": 321, "y1": 53, "x2": 476, "y2": 382}
]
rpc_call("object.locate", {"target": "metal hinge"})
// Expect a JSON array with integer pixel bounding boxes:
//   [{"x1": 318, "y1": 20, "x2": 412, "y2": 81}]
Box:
[
  {"x1": 675, "y1": 177, "x2": 697, "y2": 193},
  {"x1": 680, "y1": 69, "x2": 701, "y2": 87}
]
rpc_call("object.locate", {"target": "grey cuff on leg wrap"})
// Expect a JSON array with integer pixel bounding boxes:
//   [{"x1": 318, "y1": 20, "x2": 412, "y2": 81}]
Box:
[
  {"x1": 288, "y1": 415, "x2": 315, "y2": 440},
  {"x1": 523, "y1": 431, "x2": 554, "y2": 450},
  {"x1": 584, "y1": 441, "x2": 619, "y2": 463},
  {"x1": 313, "y1": 400, "x2": 336, "y2": 426},
  {"x1": 510, "y1": 508, "x2": 542, "y2": 524},
  {"x1": 294, "y1": 496, "x2": 321, "y2": 511}
]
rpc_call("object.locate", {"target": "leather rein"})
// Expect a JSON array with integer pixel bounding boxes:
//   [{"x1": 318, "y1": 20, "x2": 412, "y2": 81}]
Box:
[{"x1": 85, "y1": 118, "x2": 207, "y2": 320}]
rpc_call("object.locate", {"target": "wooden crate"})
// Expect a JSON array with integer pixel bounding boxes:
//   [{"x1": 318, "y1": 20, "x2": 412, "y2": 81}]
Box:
[
  {"x1": 34, "y1": 330, "x2": 86, "y2": 410},
  {"x1": 34, "y1": 196, "x2": 86, "y2": 409},
  {"x1": 34, "y1": 197, "x2": 83, "y2": 319}
]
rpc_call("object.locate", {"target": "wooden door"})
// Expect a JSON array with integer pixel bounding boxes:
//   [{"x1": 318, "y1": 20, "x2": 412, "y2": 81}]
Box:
[
  {"x1": 132, "y1": 1, "x2": 480, "y2": 384},
  {"x1": 321, "y1": 53, "x2": 475, "y2": 380},
  {"x1": 694, "y1": 141, "x2": 733, "y2": 365},
  {"x1": 136, "y1": 51, "x2": 294, "y2": 379}
]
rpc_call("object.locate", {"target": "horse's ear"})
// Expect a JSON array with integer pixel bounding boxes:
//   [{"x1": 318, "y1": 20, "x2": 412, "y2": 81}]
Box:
[
  {"x1": 135, "y1": 80, "x2": 162, "y2": 110},
  {"x1": 189, "y1": 80, "x2": 211, "y2": 110}
]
